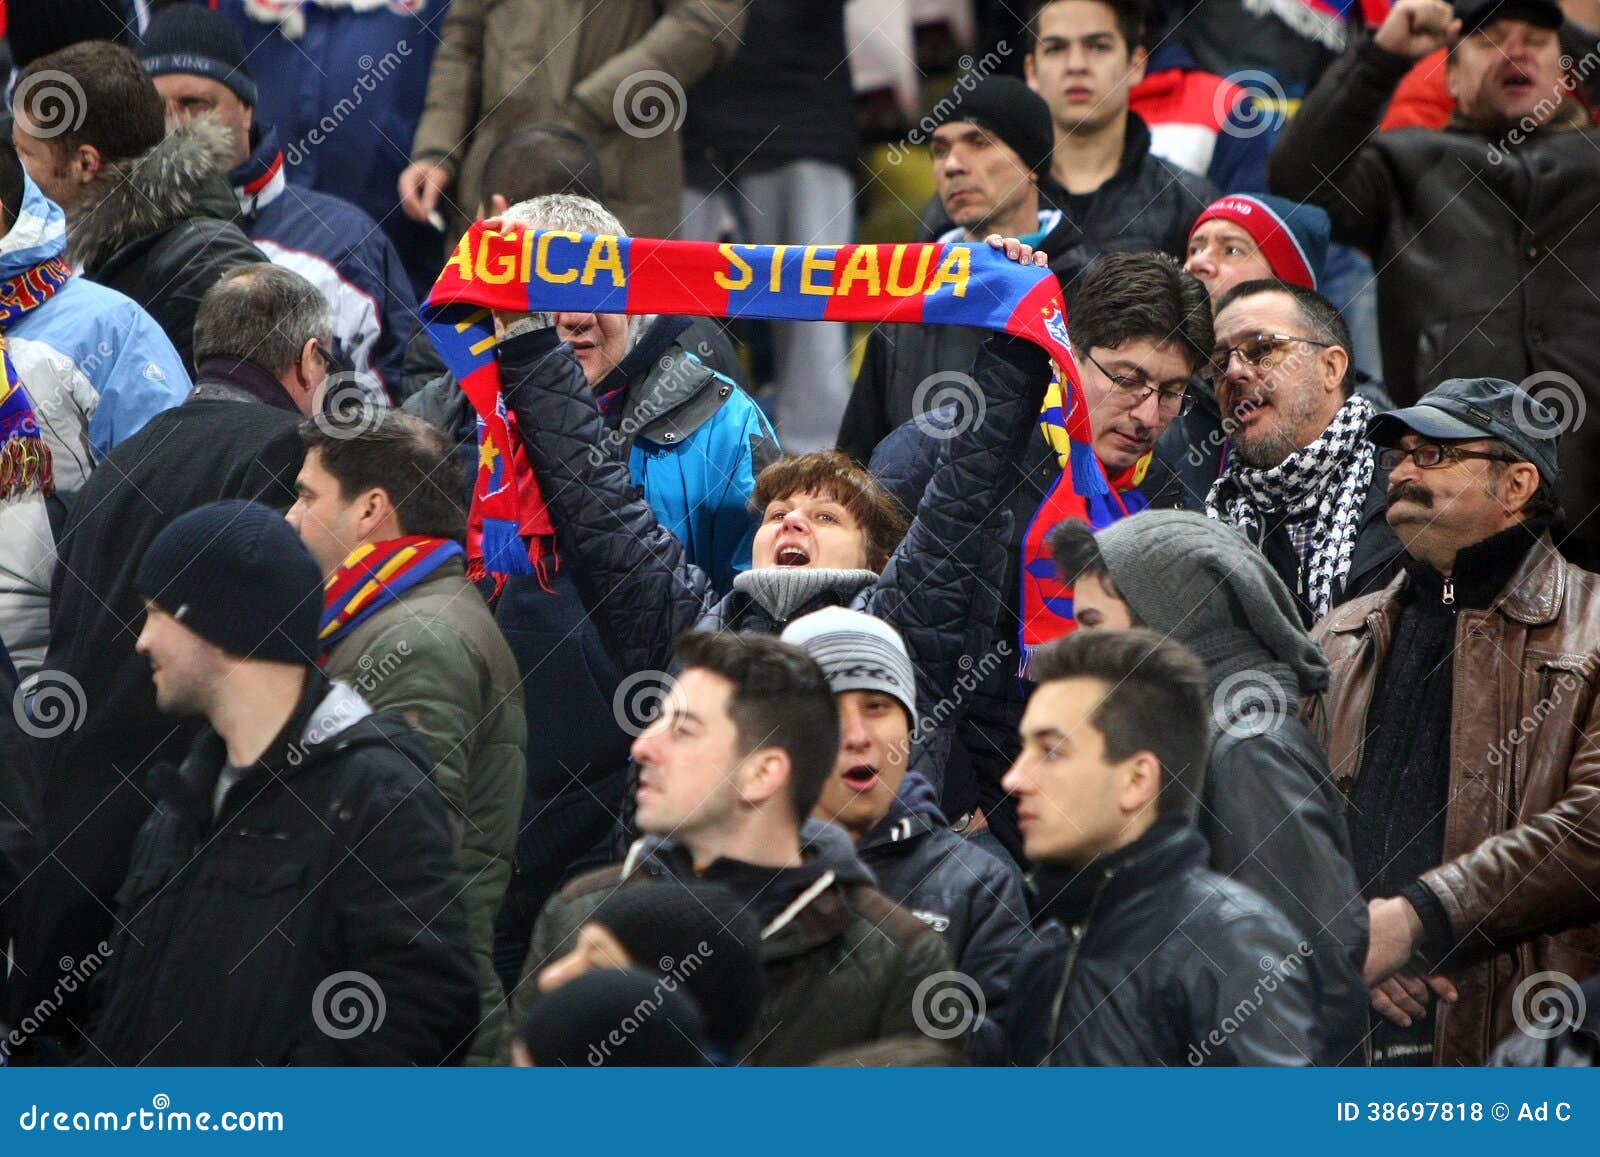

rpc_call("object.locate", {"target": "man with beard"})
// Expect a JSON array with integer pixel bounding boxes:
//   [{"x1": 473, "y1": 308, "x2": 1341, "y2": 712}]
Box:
[
  {"x1": 1304, "y1": 377, "x2": 1600, "y2": 1066},
  {"x1": 1204, "y1": 279, "x2": 1403, "y2": 625}
]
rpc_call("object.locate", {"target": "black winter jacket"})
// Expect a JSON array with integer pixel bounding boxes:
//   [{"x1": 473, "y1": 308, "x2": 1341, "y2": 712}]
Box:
[
  {"x1": 1270, "y1": 40, "x2": 1600, "y2": 570},
  {"x1": 497, "y1": 325, "x2": 1030, "y2": 799},
  {"x1": 515, "y1": 820, "x2": 954, "y2": 1065},
  {"x1": 1007, "y1": 820, "x2": 1324, "y2": 1066},
  {"x1": 1203, "y1": 720, "x2": 1369, "y2": 1065},
  {"x1": 68, "y1": 118, "x2": 267, "y2": 375},
  {"x1": 858, "y1": 802, "x2": 1028, "y2": 1063},
  {"x1": 16, "y1": 384, "x2": 303, "y2": 1047},
  {"x1": 89, "y1": 676, "x2": 479, "y2": 1065}
]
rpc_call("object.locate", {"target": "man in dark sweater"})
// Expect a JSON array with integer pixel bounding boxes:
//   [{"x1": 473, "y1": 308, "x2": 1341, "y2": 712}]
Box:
[
  {"x1": 1305, "y1": 376, "x2": 1600, "y2": 1066},
  {"x1": 10, "y1": 265, "x2": 323, "y2": 1059}
]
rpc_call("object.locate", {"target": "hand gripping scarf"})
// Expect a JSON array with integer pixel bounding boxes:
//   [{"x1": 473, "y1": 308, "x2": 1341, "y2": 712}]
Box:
[{"x1": 422, "y1": 225, "x2": 1109, "y2": 579}]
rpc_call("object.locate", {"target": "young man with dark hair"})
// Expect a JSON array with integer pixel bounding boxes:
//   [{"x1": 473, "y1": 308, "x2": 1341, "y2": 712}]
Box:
[
  {"x1": 1051, "y1": 511, "x2": 1370, "y2": 1062},
  {"x1": 512, "y1": 631, "x2": 953, "y2": 1066},
  {"x1": 287, "y1": 408, "x2": 526, "y2": 1066},
  {"x1": 12, "y1": 41, "x2": 266, "y2": 371},
  {"x1": 1201, "y1": 278, "x2": 1403, "y2": 624},
  {"x1": 869, "y1": 249, "x2": 1213, "y2": 862},
  {"x1": 1025, "y1": 0, "x2": 1216, "y2": 270},
  {"x1": 1003, "y1": 627, "x2": 1323, "y2": 1065},
  {"x1": 87, "y1": 500, "x2": 478, "y2": 1065}
]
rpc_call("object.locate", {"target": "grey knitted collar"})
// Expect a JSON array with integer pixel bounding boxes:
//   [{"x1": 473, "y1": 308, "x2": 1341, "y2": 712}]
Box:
[{"x1": 732, "y1": 567, "x2": 877, "y2": 625}]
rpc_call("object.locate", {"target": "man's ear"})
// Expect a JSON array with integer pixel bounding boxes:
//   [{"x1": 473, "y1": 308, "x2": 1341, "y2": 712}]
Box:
[
  {"x1": 1118, "y1": 750, "x2": 1161, "y2": 816},
  {"x1": 489, "y1": 193, "x2": 510, "y2": 217},
  {"x1": 74, "y1": 143, "x2": 105, "y2": 185},
  {"x1": 1322, "y1": 345, "x2": 1350, "y2": 396},
  {"x1": 1126, "y1": 43, "x2": 1149, "y2": 87},
  {"x1": 1500, "y1": 461, "x2": 1542, "y2": 517},
  {"x1": 737, "y1": 747, "x2": 792, "y2": 811}
]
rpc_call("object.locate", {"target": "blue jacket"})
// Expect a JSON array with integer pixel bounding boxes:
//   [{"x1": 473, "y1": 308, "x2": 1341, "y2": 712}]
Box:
[
  {"x1": 217, "y1": 0, "x2": 455, "y2": 299},
  {"x1": 231, "y1": 126, "x2": 418, "y2": 399},
  {"x1": 1, "y1": 176, "x2": 190, "y2": 465}
]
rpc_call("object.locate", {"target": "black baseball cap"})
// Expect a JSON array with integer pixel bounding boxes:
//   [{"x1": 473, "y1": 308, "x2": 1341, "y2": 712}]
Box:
[
  {"x1": 1453, "y1": 0, "x2": 1564, "y2": 35},
  {"x1": 1368, "y1": 377, "x2": 1561, "y2": 484}
]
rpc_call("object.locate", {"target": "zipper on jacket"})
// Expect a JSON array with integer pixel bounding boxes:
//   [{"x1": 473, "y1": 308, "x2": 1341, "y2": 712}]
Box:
[
  {"x1": 1045, "y1": 868, "x2": 1114, "y2": 1056},
  {"x1": 1442, "y1": 577, "x2": 1455, "y2": 606}
]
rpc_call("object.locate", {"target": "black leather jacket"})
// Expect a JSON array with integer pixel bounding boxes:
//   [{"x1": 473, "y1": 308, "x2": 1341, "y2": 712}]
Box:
[{"x1": 1006, "y1": 820, "x2": 1324, "y2": 1066}]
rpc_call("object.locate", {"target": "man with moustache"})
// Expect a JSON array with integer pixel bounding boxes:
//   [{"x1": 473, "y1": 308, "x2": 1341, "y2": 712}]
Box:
[
  {"x1": 1203, "y1": 279, "x2": 1403, "y2": 625},
  {"x1": 1305, "y1": 377, "x2": 1600, "y2": 1066}
]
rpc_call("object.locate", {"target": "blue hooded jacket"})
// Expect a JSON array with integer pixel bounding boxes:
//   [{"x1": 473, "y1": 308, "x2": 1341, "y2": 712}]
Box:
[{"x1": 0, "y1": 176, "x2": 191, "y2": 465}]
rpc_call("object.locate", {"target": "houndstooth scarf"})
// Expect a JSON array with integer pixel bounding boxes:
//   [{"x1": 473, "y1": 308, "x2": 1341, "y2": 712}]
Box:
[{"x1": 1205, "y1": 393, "x2": 1377, "y2": 618}]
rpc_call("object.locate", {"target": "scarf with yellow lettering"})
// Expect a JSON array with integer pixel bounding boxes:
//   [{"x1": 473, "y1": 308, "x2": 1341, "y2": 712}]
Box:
[
  {"x1": 318, "y1": 535, "x2": 463, "y2": 657},
  {"x1": 1019, "y1": 372, "x2": 1152, "y2": 670},
  {"x1": 424, "y1": 224, "x2": 1107, "y2": 578}
]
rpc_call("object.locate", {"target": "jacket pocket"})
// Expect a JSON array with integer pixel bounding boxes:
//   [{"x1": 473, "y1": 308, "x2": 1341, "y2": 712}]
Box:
[{"x1": 1508, "y1": 653, "x2": 1595, "y2": 814}]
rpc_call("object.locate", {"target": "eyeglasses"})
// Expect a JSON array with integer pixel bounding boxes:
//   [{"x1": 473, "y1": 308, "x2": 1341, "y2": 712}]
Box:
[
  {"x1": 1377, "y1": 443, "x2": 1523, "y2": 470},
  {"x1": 1082, "y1": 349, "x2": 1192, "y2": 416},
  {"x1": 1211, "y1": 333, "x2": 1338, "y2": 375}
]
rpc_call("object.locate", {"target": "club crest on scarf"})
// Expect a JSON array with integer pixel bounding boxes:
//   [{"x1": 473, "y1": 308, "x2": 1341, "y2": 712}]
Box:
[{"x1": 424, "y1": 225, "x2": 1112, "y2": 579}]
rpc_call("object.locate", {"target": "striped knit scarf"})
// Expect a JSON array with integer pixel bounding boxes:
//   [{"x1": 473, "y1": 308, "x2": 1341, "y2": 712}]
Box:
[
  {"x1": 319, "y1": 535, "x2": 463, "y2": 656},
  {"x1": 424, "y1": 225, "x2": 1105, "y2": 579},
  {"x1": 1019, "y1": 369, "x2": 1151, "y2": 668},
  {"x1": 0, "y1": 335, "x2": 52, "y2": 502}
]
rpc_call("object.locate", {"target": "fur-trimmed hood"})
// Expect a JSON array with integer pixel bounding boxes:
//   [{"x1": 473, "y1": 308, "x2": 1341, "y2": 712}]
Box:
[{"x1": 67, "y1": 117, "x2": 242, "y2": 272}]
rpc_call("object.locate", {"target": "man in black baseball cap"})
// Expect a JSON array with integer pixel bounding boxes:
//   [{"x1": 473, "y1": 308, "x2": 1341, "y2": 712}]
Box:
[{"x1": 1305, "y1": 375, "x2": 1600, "y2": 1067}]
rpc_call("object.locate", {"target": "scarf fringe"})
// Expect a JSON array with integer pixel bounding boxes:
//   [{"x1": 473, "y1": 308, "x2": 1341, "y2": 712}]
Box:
[{"x1": 0, "y1": 435, "x2": 52, "y2": 502}]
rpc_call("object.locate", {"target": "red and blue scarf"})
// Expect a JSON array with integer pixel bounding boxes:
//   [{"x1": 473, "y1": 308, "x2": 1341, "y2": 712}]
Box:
[
  {"x1": 1019, "y1": 371, "x2": 1151, "y2": 671},
  {"x1": 423, "y1": 226, "x2": 1107, "y2": 578},
  {"x1": 319, "y1": 535, "x2": 464, "y2": 655}
]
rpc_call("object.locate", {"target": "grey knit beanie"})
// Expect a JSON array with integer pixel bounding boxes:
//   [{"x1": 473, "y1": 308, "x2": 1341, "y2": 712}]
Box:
[{"x1": 1092, "y1": 510, "x2": 1330, "y2": 696}]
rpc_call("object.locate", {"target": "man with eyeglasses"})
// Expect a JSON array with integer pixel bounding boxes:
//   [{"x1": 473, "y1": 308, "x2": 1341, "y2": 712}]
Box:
[
  {"x1": 1202, "y1": 279, "x2": 1404, "y2": 626},
  {"x1": 867, "y1": 250, "x2": 1212, "y2": 866},
  {"x1": 1303, "y1": 376, "x2": 1600, "y2": 1067}
]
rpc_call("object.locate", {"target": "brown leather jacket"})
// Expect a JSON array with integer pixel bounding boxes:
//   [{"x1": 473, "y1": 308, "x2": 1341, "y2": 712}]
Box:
[{"x1": 1304, "y1": 533, "x2": 1600, "y2": 1065}]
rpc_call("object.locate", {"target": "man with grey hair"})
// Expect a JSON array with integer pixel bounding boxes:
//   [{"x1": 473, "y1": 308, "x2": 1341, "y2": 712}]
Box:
[
  {"x1": 14, "y1": 263, "x2": 323, "y2": 1056},
  {"x1": 406, "y1": 192, "x2": 776, "y2": 988}
]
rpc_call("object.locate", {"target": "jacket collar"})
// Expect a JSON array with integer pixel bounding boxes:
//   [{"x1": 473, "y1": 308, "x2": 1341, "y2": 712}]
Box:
[
  {"x1": 1032, "y1": 816, "x2": 1208, "y2": 926},
  {"x1": 191, "y1": 356, "x2": 303, "y2": 413},
  {"x1": 67, "y1": 115, "x2": 242, "y2": 272},
  {"x1": 1324, "y1": 529, "x2": 1563, "y2": 634},
  {"x1": 857, "y1": 794, "x2": 937, "y2": 852},
  {"x1": 230, "y1": 124, "x2": 288, "y2": 218},
  {"x1": 0, "y1": 173, "x2": 68, "y2": 279}
]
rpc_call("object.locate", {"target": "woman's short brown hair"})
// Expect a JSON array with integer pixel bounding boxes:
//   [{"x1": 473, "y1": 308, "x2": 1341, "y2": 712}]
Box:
[{"x1": 750, "y1": 451, "x2": 910, "y2": 572}]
